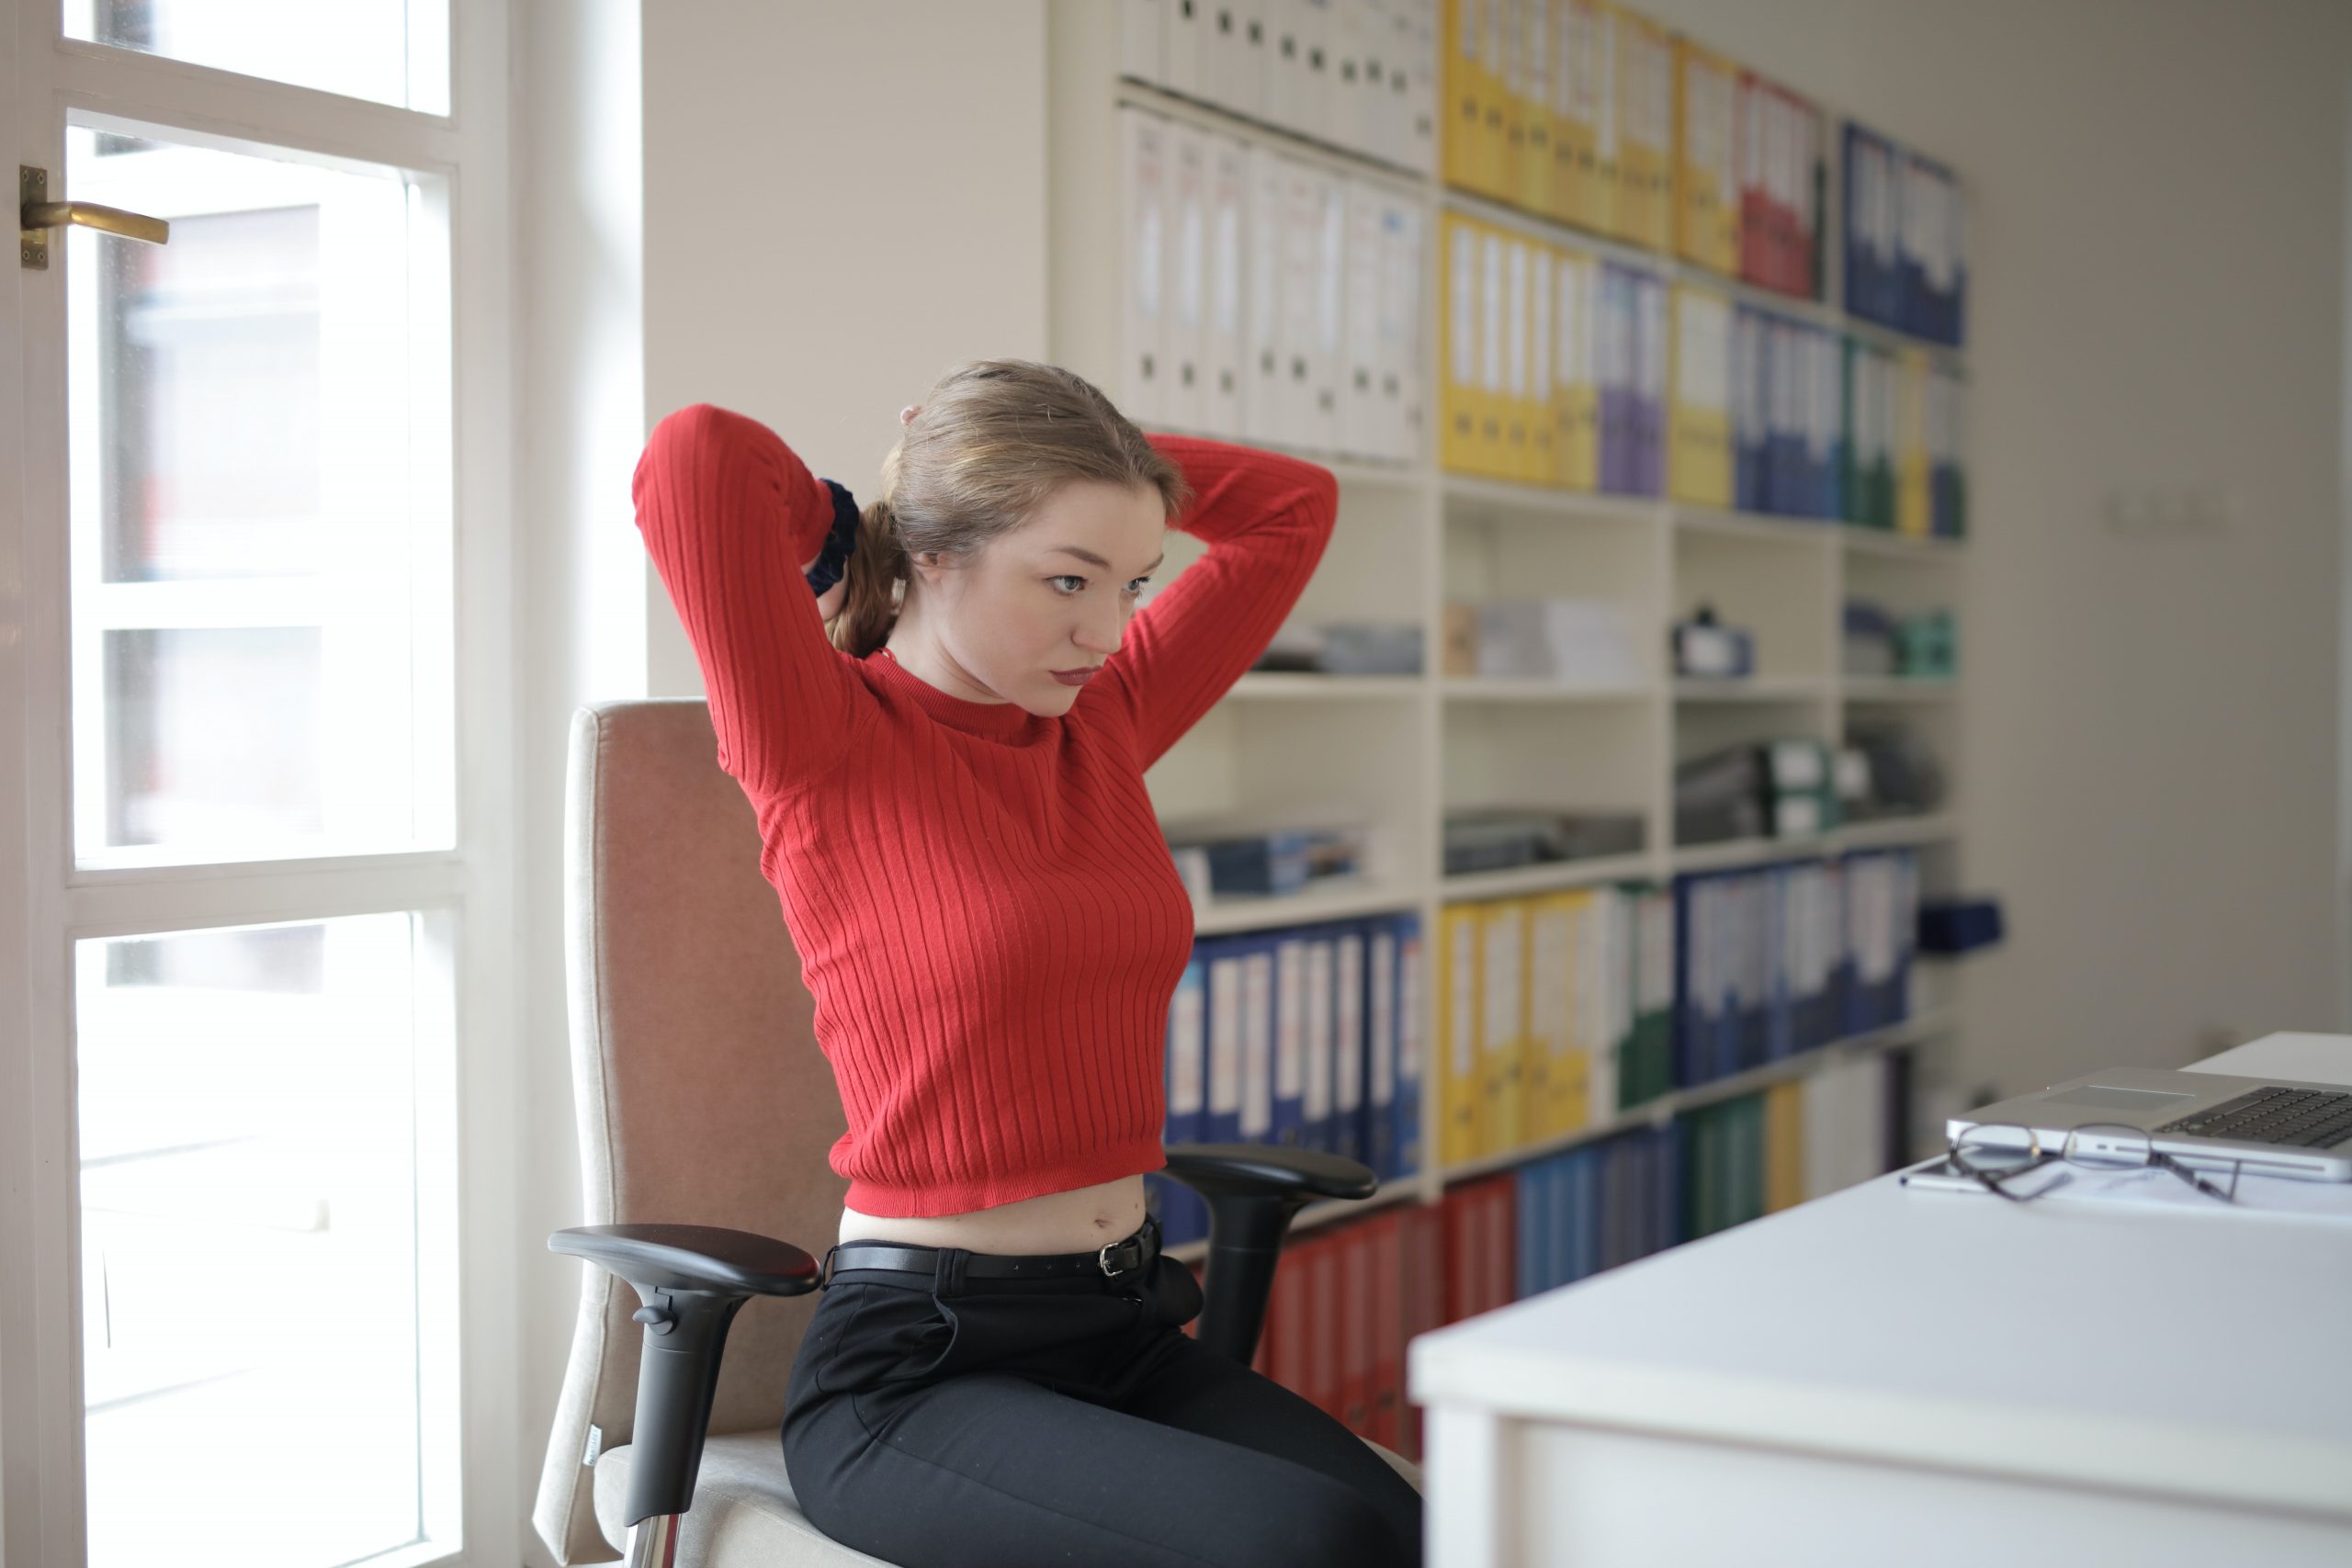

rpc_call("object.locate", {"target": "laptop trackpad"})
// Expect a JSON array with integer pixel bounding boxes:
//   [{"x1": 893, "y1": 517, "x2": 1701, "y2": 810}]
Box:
[{"x1": 2041, "y1": 1085, "x2": 2196, "y2": 1112}]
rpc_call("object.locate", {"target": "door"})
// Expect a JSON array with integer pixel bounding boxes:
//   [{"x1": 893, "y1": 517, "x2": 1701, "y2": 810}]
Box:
[{"x1": 1, "y1": 4, "x2": 518, "y2": 1565}]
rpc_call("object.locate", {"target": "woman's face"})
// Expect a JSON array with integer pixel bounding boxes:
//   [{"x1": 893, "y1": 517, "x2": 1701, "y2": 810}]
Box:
[{"x1": 907, "y1": 479, "x2": 1168, "y2": 716}]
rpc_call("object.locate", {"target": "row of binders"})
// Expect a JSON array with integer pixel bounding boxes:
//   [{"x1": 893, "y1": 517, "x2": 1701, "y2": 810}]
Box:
[
  {"x1": 1182, "y1": 1047, "x2": 1909, "y2": 1465},
  {"x1": 1152, "y1": 910, "x2": 1427, "y2": 1247},
  {"x1": 1843, "y1": 122, "x2": 1966, "y2": 346},
  {"x1": 1433, "y1": 848, "x2": 1919, "y2": 1168},
  {"x1": 1122, "y1": 0, "x2": 1440, "y2": 176},
  {"x1": 1675, "y1": 852, "x2": 1918, "y2": 1089},
  {"x1": 1442, "y1": 1, "x2": 1831, "y2": 300},
  {"x1": 1438, "y1": 209, "x2": 1965, "y2": 536},
  {"x1": 1121, "y1": 104, "x2": 1428, "y2": 464},
  {"x1": 1435, "y1": 882, "x2": 1671, "y2": 1167}
]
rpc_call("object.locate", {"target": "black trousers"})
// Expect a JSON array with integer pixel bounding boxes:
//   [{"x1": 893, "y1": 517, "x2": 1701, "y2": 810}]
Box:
[{"x1": 781, "y1": 1215, "x2": 1424, "y2": 1568}]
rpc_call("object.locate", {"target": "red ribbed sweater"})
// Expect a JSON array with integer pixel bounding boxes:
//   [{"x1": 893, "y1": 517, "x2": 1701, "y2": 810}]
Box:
[{"x1": 632, "y1": 403, "x2": 1339, "y2": 1217}]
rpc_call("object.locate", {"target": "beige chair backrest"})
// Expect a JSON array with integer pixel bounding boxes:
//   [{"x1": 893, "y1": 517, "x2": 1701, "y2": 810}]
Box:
[{"x1": 535, "y1": 700, "x2": 851, "y2": 1565}]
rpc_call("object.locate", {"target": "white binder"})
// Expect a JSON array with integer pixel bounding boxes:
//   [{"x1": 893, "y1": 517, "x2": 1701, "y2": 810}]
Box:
[
  {"x1": 1119, "y1": 107, "x2": 1169, "y2": 428},
  {"x1": 1307, "y1": 164, "x2": 1347, "y2": 454},
  {"x1": 1341, "y1": 178, "x2": 1385, "y2": 460},
  {"x1": 1480, "y1": 226, "x2": 1508, "y2": 471},
  {"x1": 1386, "y1": 197, "x2": 1427, "y2": 461},
  {"x1": 1276, "y1": 155, "x2": 1322, "y2": 450},
  {"x1": 1205, "y1": 132, "x2": 1250, "y2": 440},
  {"x1": 1214, "y1": 1, "x2": 1264, "y2": 121},
  {"x1": 1328, "y1": 0, "x2": 1370, "y2": 157},
  {"x1": 1123, "y1": 0, "x2": 1166, "y2": 85},
  {"x1": 1530, "y1": 238, "x2": 1554, "y2": 480},
  {"x1": 1298, "y1": 0, "x2": 1336, "y2": 145},
  {"x1": 1634, "y1": 271, "x2": 1666, "y2": 491},
  {"x1": 1242, "y1": 144, "x2": 1286, "y2": 447},
  {"x1": 1392, "y1": 0, "x2": 1430, "y2": 175},
  {"x1": 1358, "y1": 0, "x2": 1396, "y2": 168},
  {"x1": 1164, "y1": 120, "x2": 1211, "y2": 434},
  {"x1": 1504, "y1": 233, "x2": 1530, "y2": 476},
  {"x1": 1162, "y1": 0, "x2": 1207, "y2": 100},
  {"x1": 1264, "y1": 0, "x2": 1310, "y2": 141}
]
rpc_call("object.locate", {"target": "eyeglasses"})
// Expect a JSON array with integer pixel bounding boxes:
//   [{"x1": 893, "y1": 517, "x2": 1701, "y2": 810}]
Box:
[{"x1": 1948, "y1": 1121, "x2": 2241, "y2": 1204}]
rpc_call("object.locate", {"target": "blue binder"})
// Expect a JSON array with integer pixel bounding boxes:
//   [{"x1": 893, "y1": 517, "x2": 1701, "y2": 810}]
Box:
[
  {"x1": 1204, "y1": 937, "x2": 1247, "y2": 1144},
  {"x1": 1388, "y1": 910, "x2": 1424, "y2": 1179},
  {"x1": 1270, "y1": 929, "x2": 1309, "y2": 1150},
  {"x1": 1152, "y1": 950, "x2": 1211, "y2": 1247}
]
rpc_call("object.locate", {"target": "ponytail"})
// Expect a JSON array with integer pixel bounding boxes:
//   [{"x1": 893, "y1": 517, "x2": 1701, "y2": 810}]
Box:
[{"x1": 829, "y1": 495, "x2": 910, "y2": 659}]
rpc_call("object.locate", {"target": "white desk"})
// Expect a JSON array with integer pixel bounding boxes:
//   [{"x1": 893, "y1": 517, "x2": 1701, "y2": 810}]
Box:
[{"x1": 1407, "y1": 1032, "x2": 2352, "y2": 1568}]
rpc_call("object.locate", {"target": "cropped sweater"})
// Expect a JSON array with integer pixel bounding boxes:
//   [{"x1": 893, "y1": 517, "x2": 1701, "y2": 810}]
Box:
[{"x1": 632, "y1": 402, "x2": 1339, "y2": 1217}]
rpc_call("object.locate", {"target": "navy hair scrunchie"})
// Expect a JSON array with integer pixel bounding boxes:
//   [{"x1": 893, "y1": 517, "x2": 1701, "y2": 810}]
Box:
[{"x1": 804, "y1": 477, "x2": 863, "y2": 596}]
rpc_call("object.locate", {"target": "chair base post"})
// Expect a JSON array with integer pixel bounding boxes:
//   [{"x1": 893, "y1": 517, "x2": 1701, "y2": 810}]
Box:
[{"x1": 626, "y1": 1511, "x2": 683, "y2": 1567}]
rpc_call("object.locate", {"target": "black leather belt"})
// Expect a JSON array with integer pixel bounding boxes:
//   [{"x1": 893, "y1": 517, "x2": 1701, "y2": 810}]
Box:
[{"x1": 823, "y1": 1212, "x2": 1160, "y2": 1285}]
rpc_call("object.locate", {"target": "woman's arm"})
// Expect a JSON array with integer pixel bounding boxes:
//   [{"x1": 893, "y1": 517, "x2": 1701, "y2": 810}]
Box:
[
  {"x1": 633, "y1": 401, "x2": 873, "y2": 798},
  {"x1": 1089, "y1": 434, "x2": 1340, "y2": 771}
]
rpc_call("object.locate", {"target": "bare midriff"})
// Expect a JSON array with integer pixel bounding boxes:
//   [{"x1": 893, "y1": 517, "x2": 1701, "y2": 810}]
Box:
[{"x1": 837, "y1": 1171, "x2": 1150, "y2": 1257}]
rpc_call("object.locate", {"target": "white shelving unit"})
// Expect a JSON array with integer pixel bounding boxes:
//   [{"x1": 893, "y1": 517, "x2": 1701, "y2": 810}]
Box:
[{"x1": 1046, "y1": 6, "x2": 1971, "y2": 1262}]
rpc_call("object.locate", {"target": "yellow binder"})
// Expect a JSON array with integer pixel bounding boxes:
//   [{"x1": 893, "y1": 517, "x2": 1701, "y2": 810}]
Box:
[
  {"x1": 1476, "y1": 220, "x2": 1510, "y2": 477},
  {"x1": 1529, "y1": 241, "x2": 1557, "y2": 486},
  {"x1": 1763, "y1": 1077, "x2": 1806, "y2": 1213},
  {"x1": 1611, "y1": 4, "x2": 1673, "y2": 252},
  {"x1": 1440, "y1": 211, "x2": 1479, "y2": 475},
  {"x1": 1566, "y1": 887, "x2": 1611, "y2": 1131},
  {"x1": 1503, "y1": 231, "x2": 1533, "y2": 483},
  {"x1": 1437, "y1": 902, "x2": 1486, "y2": 1167},
  {"x1": 1589, "y1": 0, "x2": 1622, "y2": 241},
  {"x1": 1668, "y1": 281, "x2": 1733, "y2": 507},
  {"x1": 1517, "y1": 0, "x2": 1556, "y2": 219},
  {"x1": 1478, "y1": 899, "x2": 1527, "y2": 1158},
  {"x1": 1532, "y1": 890, "x2": 1593, "y2": 1135},
  {"x1": 1895, "y1": 346, "x2": 1931, "y2": 537},
  {"x1": 1442, "y1": 0, "x2": 1487, "y2": 195},
  {"x1": 1478, "y1": 0, "x2": 1511, "y2": 195},
  {"x1": 1555, "y1": 0, "x2": 1600, "y2": 233},
  {"x1": 1555, "y1": 244, "x2": 1600, "y2": 490},
  {"x1": 1672, "y1": 35, "x2": 1740, "y2": 275}
]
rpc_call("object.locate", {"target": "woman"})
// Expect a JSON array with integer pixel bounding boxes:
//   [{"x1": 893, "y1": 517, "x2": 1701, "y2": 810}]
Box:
[{"x1": 631, "y1": 358, "x2": 1423, "y2": 1568}]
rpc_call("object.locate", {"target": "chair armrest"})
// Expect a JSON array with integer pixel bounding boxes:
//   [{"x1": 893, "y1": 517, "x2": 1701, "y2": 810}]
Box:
[
  {"x1": 548, "y1": 1224, "x2": 820, "y2": 1530},
  {"x1": 1159, "y1": 1145, "x2": 1380, "y2": 1366}
]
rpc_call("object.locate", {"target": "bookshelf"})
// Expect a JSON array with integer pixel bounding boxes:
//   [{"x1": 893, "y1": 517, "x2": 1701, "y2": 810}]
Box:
[{"x1": 1045, "y1": 3, "x2": 1971, "y2": 1269}]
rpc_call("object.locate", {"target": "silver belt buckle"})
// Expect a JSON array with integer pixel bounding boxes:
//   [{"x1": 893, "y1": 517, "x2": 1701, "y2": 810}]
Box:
[{"x1": 1098, "y1": 1236, "x2": 1141, "y2": 1276}]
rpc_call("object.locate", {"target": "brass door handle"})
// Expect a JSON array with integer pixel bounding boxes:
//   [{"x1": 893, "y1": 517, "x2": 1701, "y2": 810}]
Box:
[{"x1": 19, "y1": 164, "x2": 168, "y2": 270}]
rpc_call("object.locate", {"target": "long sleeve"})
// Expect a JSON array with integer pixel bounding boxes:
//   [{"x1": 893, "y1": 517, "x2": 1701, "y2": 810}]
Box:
[
  {"x1": 632, "y1": 401, "x2": 875, "y2": 798},
  {"x1": 1087, "y1": 433, "x2": 1340, "y2": 772}
]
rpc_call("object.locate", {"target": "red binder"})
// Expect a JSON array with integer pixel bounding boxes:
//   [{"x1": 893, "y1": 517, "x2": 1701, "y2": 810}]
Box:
[
  {"x1": 1371, "y1": 1208, "x2": 1405, "y2": 1450},
  {"x1": 1340, "y1": 1219, "x2": 1374, "y2": 1438},
  {"x1": 1485, "y1": 1176, "x2": 1516, "y2": 1311},
  {"x1": 1307, "y1": 1230, "x2": 1341, "y2": 1419}
]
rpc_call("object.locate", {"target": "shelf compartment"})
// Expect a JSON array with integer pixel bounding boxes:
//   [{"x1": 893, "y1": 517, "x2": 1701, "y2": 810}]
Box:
[
  {"x1": 1227, "y1": 673, "x2": 1426, "y2": 700},
  {"x1": 1443, "y1": 678, "x2": 1654, "y2": 703},
  {"x1": 1674, "y1": 677, "x2": 1828, "y2": 703}
]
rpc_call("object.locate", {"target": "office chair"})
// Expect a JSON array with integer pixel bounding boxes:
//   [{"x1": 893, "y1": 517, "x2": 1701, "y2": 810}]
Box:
[{"x1": 534, "y1": 700, "x2": 1424, "y2": 1567}]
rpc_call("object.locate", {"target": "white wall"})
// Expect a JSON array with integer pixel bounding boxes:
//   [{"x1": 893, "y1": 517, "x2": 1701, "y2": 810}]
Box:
[
  {"x1": 1637, "y1": 0, "x2": 2352, "y2": 1097},
  {"x1": 512, "y1": 5, "x2": 1049, "y2": 1560}
]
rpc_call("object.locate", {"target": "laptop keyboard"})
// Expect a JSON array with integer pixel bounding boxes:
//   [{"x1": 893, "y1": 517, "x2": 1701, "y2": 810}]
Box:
[{"x1": 2154, "y1": 1087, "x2": 2352, "y2": 1150}]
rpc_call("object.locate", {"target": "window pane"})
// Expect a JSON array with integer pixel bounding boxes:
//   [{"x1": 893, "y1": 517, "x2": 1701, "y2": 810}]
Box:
[
  {"x1": 104, "y1": 627, "x2": 326, "y2": 847},
  {"x1": 62, "y1": 0, "x2": 451, "y2": 115},
  {"x1": 67, "y1": 125, "x2": 453, "y2": 865},
  {"x1": 77, "y1": 914, "x2": 454, "y2": 1568}
]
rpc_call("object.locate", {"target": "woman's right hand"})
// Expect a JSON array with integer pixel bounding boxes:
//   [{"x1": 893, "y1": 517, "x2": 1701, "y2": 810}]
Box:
[{"x1": 802, "y1": 553, "x2": 847, "y2": 622}]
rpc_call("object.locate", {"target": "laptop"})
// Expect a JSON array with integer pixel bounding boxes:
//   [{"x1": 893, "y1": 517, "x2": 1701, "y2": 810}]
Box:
[{"x1": 1948, "y1": 1066, "x2": 2352, "y2": 1181}]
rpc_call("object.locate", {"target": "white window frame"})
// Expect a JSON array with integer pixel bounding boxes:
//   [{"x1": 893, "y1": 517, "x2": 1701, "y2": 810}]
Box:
[{"x1": 0, "y1": 4, "x2": 522, "y2": 1565}]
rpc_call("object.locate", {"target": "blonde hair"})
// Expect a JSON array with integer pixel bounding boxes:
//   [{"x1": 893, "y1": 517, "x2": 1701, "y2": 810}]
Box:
[{"x1": 828, "y1": 358, "x2": 1195, "y2": 660}]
